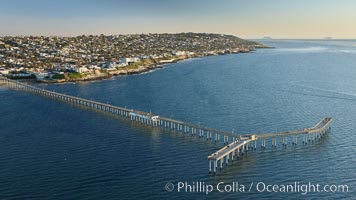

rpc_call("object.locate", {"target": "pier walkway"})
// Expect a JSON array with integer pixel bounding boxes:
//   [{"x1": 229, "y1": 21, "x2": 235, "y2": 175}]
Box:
[{"x1": 0, "y1": 76, "x2": 333, "y2": 174}]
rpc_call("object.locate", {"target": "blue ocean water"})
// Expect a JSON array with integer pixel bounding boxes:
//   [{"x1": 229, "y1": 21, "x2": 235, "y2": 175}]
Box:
[{"x1": 0, "y1": 40, "x2": 355, "y2": 199}]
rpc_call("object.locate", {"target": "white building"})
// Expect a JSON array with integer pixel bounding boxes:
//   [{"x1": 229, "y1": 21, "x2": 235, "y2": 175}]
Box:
[
  {"x1": 87, "y1": 64, "x2": 101, "y2": 70},
  {"x1": 119, "y1": 57, "x2": 140, "y2": 65},
  {"x1": 35, "y1": 72, "x2": 50, "y2": 80},
  {"x1": 0, "y1": 68, "x2": 9, "y2": 75},
  {"x1": 159, "y1": 59, "x2": 175, "y2": 63},
  {"x1": 76, "y1": 66, "x2": 89, "y2": 73},
  {"x1": 101, "y1": 62, "x2": 117, "y2": 69},
  {"x1": 172, "y1": 51, "x2": 188, "y2": 56}
]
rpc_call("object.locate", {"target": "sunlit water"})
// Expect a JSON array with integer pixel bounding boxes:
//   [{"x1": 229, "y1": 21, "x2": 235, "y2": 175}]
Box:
[{"x1": 0, "y1": 40, "x2": 355, "y2": 199}]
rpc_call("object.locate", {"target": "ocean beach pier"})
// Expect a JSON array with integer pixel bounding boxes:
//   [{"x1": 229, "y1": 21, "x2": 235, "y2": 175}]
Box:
[{"x1": 0, "y1": 76, "x2": 333, "y2": 175}]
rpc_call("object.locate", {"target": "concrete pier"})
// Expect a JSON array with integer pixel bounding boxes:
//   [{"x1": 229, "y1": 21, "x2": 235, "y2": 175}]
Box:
[{"x1": 0, "y1": 76, "x2": 333, "y2": 175}]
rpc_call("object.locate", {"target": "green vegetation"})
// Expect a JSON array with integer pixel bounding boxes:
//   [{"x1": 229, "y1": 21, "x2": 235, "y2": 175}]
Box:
[
  {"x1": 128, "y1": 61, "x2": 144, "y2": 69},
  {"x1": 52, "y1": 72, "x2": 85, "y2": 80},
  {"x1": 123, "y1": 59, "x2": 153, "y2": 70},
  {"x1": 68, "y1": 72, "x2": 86, "y2": 79},
  {"x1": 52, "y1": 74, "x2": 65, "y2": 79}
]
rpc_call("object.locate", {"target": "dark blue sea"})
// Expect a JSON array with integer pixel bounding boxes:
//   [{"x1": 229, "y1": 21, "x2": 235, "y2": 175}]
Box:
[{"x1": 0, "y1": 40, "x2": 355, "y2": 199}]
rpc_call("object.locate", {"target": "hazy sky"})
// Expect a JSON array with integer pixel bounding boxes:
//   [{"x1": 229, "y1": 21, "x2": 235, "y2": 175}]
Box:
[{"x1": 1, "y1": 0, "x2": 356, "y2": 39}]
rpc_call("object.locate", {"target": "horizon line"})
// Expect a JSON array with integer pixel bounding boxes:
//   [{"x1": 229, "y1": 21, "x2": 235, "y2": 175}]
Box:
[{"x1": 1, "y1": 33, "x2": 355, "y2": 40}]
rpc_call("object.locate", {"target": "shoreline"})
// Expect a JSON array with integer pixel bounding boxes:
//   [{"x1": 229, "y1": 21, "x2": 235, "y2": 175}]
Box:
[
  {"x1": 36, "y1": 57, "x2": 188, "y2": 84},
  {"x1": 8, "y1": 47, "x2": 270, "y2": 85}
]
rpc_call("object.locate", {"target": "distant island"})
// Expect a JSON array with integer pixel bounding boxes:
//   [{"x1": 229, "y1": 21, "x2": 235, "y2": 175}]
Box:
[
  {"x1": 324, "y1": 37, "x2": 333, "y2": 40},
  {"x1": 0, "y1": 33, "x2": 269, "y2": 83},
  {"x1": 262, "y1": 36, "x2": 272, "y2": 39}
]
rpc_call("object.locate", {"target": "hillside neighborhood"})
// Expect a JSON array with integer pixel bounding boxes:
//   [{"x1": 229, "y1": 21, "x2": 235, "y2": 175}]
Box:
[{"x1": 0, "y1": 33, "x2": 265, "y2": 82}]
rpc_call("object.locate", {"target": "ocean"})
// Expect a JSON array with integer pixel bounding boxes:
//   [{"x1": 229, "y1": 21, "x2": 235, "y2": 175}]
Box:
[{"x1": 0, "y1": 39, "x2": 355, "y2": 199}]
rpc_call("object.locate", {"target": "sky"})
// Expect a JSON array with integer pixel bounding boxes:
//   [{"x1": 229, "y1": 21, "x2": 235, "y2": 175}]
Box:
[{"x1": 1, "y1": 0, "x2": 356, "y2": 39}]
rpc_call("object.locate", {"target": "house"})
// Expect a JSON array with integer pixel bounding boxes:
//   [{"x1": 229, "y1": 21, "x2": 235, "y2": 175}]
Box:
[
  {"x1": 117, "y1": 62, "x2": 128, "y2": 67},
  {"x1": 172, "y1": 51, "x2": 188, "y2": 56},
  {"x1": 100, "y1": 62, "x2": 117, "y2": 69},
  {"x1": 0, "y1": 68, "x2": 9, "y2": 75},
  {"x1": 87, "y1": 64, "x2": 101, "y2": 70},
  {"x1": 76, "y1": 66, "x2": 89, "y2": 73},
  {"x1": 119, "y1": 57, "x2": 140, "y2": 65}
]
